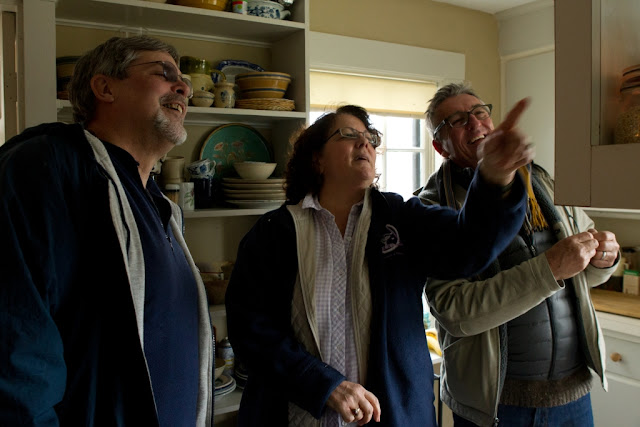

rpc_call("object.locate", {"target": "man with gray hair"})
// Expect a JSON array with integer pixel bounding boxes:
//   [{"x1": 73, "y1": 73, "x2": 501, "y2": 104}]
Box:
[
  {"x1": 0, "y1": 36, "x2": 214, "y2": 425},
  {"x1": 417, "y1": 82, "x2": 620, "y2": 427}
]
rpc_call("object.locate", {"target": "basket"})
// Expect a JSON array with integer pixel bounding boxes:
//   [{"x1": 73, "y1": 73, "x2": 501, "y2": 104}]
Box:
[
  {"x1": 235, "y1": 98, "x2": 295, "y2": 111},
  {"x1": 201, "y1": 276, "x2": 229, "y2": 304}
]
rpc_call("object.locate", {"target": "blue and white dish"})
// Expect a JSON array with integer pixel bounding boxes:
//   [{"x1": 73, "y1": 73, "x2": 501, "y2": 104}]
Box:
[
  {"x1": 213, "y1": 60, "x2": 265, "y2": 84},
  {"x1": 247, "y1": 0, "x2": 291, "y2": 20}
]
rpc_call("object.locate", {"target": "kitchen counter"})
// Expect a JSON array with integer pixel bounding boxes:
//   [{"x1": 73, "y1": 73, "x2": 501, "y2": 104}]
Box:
[{"x1": 591, "y1": 288, "x2": 640, "y2": 319}]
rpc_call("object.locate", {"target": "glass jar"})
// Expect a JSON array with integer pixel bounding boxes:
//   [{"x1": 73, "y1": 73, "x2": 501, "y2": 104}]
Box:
[
  {"x1": 164, "y1": 183, "x2": 180, "y2": 204},
  {"x1": 614, "y1": 65, "x2": 640, "y2": 145},
  {"x1": 614, "y1": 83, "x2": 640, "y2": 145}
]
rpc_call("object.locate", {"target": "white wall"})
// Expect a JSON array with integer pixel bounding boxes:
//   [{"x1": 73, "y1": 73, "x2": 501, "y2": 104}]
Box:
[{"x1": 497, "y1": 0, "x2": 555, "y2": 175}]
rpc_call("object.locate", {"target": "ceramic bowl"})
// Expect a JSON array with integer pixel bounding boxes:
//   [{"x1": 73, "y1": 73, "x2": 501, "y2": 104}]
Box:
[
  {"x1": 174, "y1": 0, "x2": 228, "y2": 11},
  {"x1": 247, "y1": 0, "x2": 291, "y2": 19},
  {"x1": 191, "y1": 90, "x2": 214, "y2": 107},
  {"x1": 191, "y1": 73, "x2": 214, "y2": 92},
  {"x1": 215, "y1": 357, "x2": 226, "y2": 380},
  {"x1": 179, "y1": 56, "x2": 211, "y2": 75},
  {"x1": 235, "y1": 71, "x2": 291, "y2": 99},
  {"x1": 233, "y1": 161, "x2": 276, "y2": 180}
]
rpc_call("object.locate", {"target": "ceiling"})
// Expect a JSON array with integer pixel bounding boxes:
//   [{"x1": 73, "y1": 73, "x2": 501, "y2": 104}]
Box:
[{"x1": 432, "y1": 0, "x2": 539, "y2": 14}]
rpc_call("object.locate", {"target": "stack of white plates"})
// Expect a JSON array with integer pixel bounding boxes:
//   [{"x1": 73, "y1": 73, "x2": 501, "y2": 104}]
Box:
[
  {"x1": 214, "y1": 373, "x2": 237, "y2": 401},
  {"x1": 222, "y1": 177, "x2": 286, "y2": 209}
]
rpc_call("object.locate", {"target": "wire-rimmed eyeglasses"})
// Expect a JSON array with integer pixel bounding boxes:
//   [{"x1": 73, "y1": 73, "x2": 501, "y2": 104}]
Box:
[
  {"x1": 327, "y1": 127, "x2": 381, "y2": 148},
  {"x1": 433, "y1": 104, "x2": 493, "y2": 137},
  {"x1": 126, "y1": 60, "x2": 193, "y2": 99}
]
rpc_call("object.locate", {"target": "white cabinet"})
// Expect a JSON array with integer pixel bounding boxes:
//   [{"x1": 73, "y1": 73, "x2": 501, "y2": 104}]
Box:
[
  {"x1": 555, "y1": 0, "x2": 640, "y2": 209},
  {"x1": 591, "y1": 312, "x2": 640, "y2": 427}
]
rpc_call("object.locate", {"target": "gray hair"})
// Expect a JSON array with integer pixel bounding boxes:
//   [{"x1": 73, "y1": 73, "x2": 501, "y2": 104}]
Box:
[
  {"x1": 425, "y1": 82, "x2": 479, "y2": 140},
  {"x1": 68, "y1": 36, "x2": 180, "y2": 124}
]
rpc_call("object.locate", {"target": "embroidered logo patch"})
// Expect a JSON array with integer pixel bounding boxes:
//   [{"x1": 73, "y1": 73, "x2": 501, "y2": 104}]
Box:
[{"x1": 381, "y1": 224, "x2": 402, "y2": 254}]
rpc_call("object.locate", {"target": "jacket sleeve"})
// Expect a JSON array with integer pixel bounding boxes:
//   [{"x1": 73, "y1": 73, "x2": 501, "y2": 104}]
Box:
[
  {"x1": 403, "y1": 169, "x2": 528, "y2": 280},
  {"x1": 426, "y1": 255, "x2": 562, "y2": 337},
  {"x1": 225, "y1": 210, "x2": 345, "y2": 419},
  {"x1": 0, "y1": 141, "x2": 69, "y2": 425},
  {"x1": 426, "y1": 182, "x2": 618, "y2": 338}
]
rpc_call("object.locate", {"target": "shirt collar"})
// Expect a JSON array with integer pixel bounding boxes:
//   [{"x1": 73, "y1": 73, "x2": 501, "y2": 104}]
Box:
[{"x1": 301, "y1": 193, "x2": 365, "y2": 212}]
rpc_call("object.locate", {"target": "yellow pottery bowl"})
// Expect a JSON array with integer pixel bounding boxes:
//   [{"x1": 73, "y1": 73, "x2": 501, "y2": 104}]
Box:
[
  {"x1": 174, "y1": 0, "x2": 228, "y2": 11},
  {"x1": 235, "y1": 71, "x2": 291, "y2": 99}
]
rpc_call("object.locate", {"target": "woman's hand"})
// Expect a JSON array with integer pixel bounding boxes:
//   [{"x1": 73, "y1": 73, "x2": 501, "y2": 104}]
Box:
[
  {"x1": 477, "y1": 98, "x2": 535, "y2": 187},
  {"x1": 326, "y1": 380, "x2": 381, "y2": 425}
]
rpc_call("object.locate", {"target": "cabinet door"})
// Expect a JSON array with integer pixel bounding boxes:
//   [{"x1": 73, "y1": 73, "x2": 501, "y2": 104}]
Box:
[
  {"x1": 555, "y1": 0, "x2": 640, "y2": 209},
  {"x1": 591, "y1": 375, "x2": 640, "y2": 427}
]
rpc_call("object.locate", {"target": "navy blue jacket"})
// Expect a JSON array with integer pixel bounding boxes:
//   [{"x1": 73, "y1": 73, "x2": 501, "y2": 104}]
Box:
[
  {"x1": 226, "y1": 172, "x2": 527, "y2": 426},
  {"x1": 0, "y1": 123, "x2": 158, "y2": 425}
]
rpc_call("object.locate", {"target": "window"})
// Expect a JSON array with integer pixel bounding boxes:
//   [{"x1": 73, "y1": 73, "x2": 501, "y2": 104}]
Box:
[{"x1": 310, "y1": 71, "x2": 439, "y2": 199}]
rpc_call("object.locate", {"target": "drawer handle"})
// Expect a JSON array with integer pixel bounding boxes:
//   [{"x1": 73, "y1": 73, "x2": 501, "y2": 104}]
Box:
[{"x1": 610, "y1": 352, "x2": 622, "y2": 362}]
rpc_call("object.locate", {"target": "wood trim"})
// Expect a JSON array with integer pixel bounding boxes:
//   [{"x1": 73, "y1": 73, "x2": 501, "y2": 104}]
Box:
[{"x1": 554, "y1": 0, "x2": 593, "y2": 206}]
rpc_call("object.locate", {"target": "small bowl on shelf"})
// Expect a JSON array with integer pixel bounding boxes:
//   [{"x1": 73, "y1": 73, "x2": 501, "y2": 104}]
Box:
[
  {"x1": 191, "y1": 90, "x2": 215, "y2": 107},
  {"x1": 235, "y1": 71, "x2": 291, "y2": 99},
  {"x1": 233, "y1": 161, "x2": 276, "y2": 180},
  {"x1": 215, "y1": 358, "x2": 226, "y2": 380}
]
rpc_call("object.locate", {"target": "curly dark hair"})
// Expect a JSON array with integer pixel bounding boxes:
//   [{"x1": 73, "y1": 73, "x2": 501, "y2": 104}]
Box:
[{"x1": 284, "y1": 105, "x2": 379, "y2": 204}]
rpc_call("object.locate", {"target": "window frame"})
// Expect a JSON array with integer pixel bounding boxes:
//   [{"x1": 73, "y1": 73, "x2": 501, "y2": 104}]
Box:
[{"x1": 309, "y1": 32, "x2": 463, "y2": 197}]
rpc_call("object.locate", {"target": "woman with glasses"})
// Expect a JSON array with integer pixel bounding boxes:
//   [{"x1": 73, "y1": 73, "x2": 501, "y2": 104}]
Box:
[{"x1": 226, "y1": 104, "x2": 534, "y2": 427}]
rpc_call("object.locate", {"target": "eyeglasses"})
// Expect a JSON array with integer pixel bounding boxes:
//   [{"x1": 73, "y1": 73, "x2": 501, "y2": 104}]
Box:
[
  {"x1": 433, "y1": 104, "x2": 493, "y2": 137},
  {"x1": 327, "y1": 127, "x2": 381, "y2": 148},
  {"x1": 126, "y1": 60, "x2": 193, "y2": 99}
]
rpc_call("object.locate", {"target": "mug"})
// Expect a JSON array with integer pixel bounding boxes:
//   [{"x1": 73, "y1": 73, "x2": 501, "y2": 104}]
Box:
[
  {"x1": 232, "y1": 0, "x2": 247, "y2": 14},
  {"x1": 161, "y1": 156, "x2": 185, "y2": 185},
  {"x1": 187, "y1": 159, "x2": 215, "y2": 178},
  {"x1": 214, "y1": 82, "x2": 236, "y2": 108},
  {"x1": 192, "y1": 177, "x2": 214, "y2": 209},
  {"x1": 179, "y1": 182, "x2": 195, "y2": 211}
]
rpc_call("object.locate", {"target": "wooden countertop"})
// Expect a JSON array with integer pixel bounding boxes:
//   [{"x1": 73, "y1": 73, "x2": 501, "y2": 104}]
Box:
[{"x1": 591, "y1": 288, "x2": 640, "y2": 319}]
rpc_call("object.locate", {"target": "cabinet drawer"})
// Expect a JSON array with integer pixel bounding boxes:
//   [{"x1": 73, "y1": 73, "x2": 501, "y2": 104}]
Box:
[{"x1": 603, "y1": 334, "x2": 640, "y2": 381}]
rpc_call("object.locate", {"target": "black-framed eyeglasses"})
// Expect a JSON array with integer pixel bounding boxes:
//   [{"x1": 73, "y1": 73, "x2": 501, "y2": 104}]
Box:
[
  {"x1": 327, "y1": 127, "x2": 381, "y2": 148},
  {"x1": 433, "y1": 104, "x2": 493, "y2": 137},
  {"x1": 126, "y1": 60, "x2": 193, "y2": 99}
]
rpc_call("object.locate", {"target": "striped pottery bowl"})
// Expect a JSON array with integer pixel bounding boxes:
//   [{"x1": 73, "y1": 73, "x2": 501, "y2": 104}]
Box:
[{"x1": 235, "y1": 71, "x2": 291, "y2": 99}]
